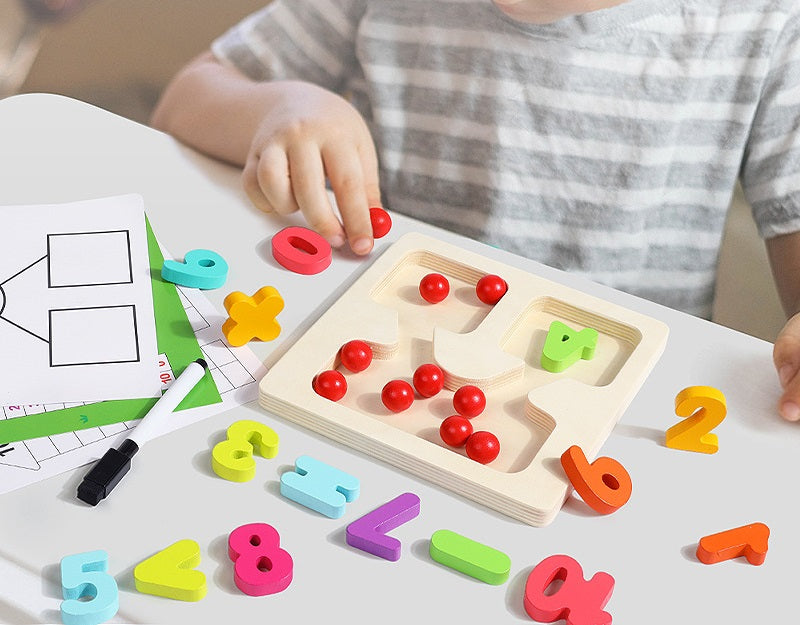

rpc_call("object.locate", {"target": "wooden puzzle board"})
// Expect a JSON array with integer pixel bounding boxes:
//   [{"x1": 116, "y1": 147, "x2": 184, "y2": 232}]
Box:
[{"x1": 259, "y1": 233, "x2": 668, "y2": 526}]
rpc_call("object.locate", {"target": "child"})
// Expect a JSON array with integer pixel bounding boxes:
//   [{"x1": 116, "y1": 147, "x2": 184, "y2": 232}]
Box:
[{"x1": 151, "y1": 0, "x2": 800, "y2": 421}]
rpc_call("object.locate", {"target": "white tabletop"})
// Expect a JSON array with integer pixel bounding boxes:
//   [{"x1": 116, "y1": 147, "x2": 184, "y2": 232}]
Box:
[{"x1": 0, "y1": 93, "x2": 794, "y2": 624}]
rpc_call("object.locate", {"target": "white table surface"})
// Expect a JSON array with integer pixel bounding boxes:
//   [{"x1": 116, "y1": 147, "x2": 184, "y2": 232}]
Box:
[{"x1": 0, "y1": 93, "x2": 795, "y2": 624}]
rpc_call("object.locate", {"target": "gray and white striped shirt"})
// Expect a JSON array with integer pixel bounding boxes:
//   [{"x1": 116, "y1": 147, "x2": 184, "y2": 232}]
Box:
[{"x1": 212, "y1": 0, "x2": 800, "y2": 318}]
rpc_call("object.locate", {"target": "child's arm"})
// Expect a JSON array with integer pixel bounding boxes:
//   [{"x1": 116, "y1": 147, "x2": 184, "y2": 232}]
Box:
[
  {"x1": 151, "y1": 51, "x2": 380, "y2": 255},
  {"x1": 766, "y1": 231, "x2": 800, "y2": 421}
]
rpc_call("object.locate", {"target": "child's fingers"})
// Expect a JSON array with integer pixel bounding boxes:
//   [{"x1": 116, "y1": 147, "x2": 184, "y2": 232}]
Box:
[
  {"x1": 773, "y1": 312, "x2": 800, "y2": 421},
  {"x1": 322, "y1": 142, "x2": 375, "y2": 256},
  {"x1": 256, "y1": 145, "x2": 300, "y2": 216},
  {"x1": 287, "y1": 142, "x2": 345, "y2": 248},
  {"x1": 779, "y1": 372, "x2": 800, "y2": 422},
  {"x1": 242, "y1": 155, "x2": 274, "y2": 214},
  {"x1": 358, "y1": 139, "x2": 383, "y2": 209}
]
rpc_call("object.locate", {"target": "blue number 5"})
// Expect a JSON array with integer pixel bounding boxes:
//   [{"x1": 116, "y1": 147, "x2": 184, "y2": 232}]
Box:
[{"x1": 60, "y1": 550, "x2": 119, "y2": 625}]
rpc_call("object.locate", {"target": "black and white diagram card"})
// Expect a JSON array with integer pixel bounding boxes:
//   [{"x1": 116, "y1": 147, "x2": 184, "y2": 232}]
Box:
[{"x1": 0, "y1": 194, "x2": 160, "y2": 404}]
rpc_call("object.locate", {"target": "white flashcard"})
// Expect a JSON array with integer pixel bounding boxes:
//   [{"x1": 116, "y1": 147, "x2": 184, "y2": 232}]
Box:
[{"x1": 0, "y1": 195, "x2": 160, "y2": 404}]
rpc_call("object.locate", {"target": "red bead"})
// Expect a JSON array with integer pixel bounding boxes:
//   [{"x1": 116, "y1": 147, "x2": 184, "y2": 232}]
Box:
[
  {"x1": 369, "y1": 207, "x2": 392, "y2": 239},
  {"x1": 412, "y1": 363, "x2": 444, "y2": 397},
  {"x1": 465, "y1": 431, "x2": 500, "y2": 464},
  {"x1": 381, "y1": 379, "x2": 414, "y2": 413},
  {"x1": 419, "y1": 273, "x2": 450, "y2": 303},
  {"x1": 476, "y1": 274, "x2": 508, "y2": 305},
  {"x1": 312, "y1": 370, "x2": 347, "y2": 401},
  {"x1": 439, "y1": 415, "x2": 473, "y2": 447},
  {"x1": 452, "y1": 385, "x2": 486, "y2": 418},
  {"x1": 340, "y1": 339, "x2": 373, "y2": 372}
]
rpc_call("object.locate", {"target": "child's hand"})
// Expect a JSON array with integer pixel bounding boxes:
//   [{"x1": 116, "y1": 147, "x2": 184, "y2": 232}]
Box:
[
  {"x1": 774, "y1": 312, "x2": 800, "y2": 421},
  {"x1": 242, "y1": 81, "x2": 381, "y2": 256}
]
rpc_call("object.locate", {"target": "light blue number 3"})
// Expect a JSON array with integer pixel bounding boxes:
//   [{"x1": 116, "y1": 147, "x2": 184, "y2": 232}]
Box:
[{"x1": 60, "y1": 550, "x2": 119, "y2": 625}]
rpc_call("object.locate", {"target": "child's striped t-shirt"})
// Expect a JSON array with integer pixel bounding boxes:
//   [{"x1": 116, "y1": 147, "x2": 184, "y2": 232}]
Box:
[{"x1": 213, "y1": 0, "x2": 800, "y2": 318}]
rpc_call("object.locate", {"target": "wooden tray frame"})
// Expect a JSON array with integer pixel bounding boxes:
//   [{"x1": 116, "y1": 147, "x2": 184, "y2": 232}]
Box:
[{"x1": 259, "y1": 233, "x2": 668, "y2": 526}]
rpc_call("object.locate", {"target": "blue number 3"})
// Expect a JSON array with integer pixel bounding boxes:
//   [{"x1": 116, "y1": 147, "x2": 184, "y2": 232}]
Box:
[{"x1": 60, "y1": 550, "x2": 119, "y2": 625}]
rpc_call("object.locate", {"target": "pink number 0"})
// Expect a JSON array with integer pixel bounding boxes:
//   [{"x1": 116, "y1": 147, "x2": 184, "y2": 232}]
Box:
[
  {"x1": 228, "y1": 523, "x2": 293, "y2": 596},
  {"x1": 271, "y1": 226, "x2": 332, "y2": 275}
]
